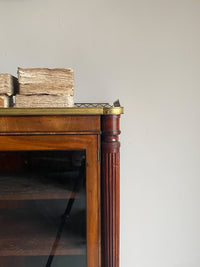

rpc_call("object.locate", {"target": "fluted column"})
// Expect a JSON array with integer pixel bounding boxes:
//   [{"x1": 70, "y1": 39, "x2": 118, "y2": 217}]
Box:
[{"x1": 101, "y1": 115, "x2": 121, "y2": 267}]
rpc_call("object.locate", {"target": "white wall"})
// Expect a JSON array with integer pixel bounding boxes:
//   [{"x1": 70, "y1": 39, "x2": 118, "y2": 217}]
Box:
[{"x1": 0, "y1": 0, "x2": 200, "y2": 266}]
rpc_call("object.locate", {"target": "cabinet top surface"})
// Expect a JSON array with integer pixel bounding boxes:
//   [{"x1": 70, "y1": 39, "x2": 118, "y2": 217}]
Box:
[{"x1": 0, "y1": 103, "x2": 124, "y2": 116}]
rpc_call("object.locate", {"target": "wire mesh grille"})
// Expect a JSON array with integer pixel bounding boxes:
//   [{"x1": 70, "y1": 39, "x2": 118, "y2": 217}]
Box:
[{"x1": 74, "y1": 103, "x2": 112, "y2": 108}]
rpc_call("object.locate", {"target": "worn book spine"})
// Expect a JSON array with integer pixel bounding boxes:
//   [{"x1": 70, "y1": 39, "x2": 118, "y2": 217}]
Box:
[
  {"x1": 0, "y1": 74, "x2": 18, "y2": 96},
  {"x1": 0, "y1": 95, "x2": 13, "y2": 108},
  {"x1": 15, "y1": 94, "x2": 74, "y2": 108},
  {"x1": 18, "y1": 68, "x2": 74, "y2": 95},
  {"x1": 19, "y1": 84, "x2": 73, "y2": 96}
]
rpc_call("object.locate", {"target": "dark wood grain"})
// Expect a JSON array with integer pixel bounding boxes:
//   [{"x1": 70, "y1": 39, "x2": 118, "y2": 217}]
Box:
[
  {"x1": 101, "y1": 115, "x2": 121, "y2": 267},
  {"x1": 0, "y1": 115, "x2": 101, "y2": 134}
]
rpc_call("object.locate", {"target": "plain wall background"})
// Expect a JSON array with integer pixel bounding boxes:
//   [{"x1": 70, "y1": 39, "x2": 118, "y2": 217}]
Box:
[{"x1": 0, "y1": 0, "x2": 200, "y2": 266}]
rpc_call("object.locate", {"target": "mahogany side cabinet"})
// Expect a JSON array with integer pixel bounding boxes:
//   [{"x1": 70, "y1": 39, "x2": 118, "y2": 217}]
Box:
[{"x1": 0, "y1": 104, "x2": 123, "y2": 267}]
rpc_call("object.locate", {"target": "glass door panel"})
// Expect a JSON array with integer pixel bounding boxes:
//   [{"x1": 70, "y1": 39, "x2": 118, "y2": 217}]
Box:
[{"x1": 0, "y1": 150, "x2": 87, "y2": 267}]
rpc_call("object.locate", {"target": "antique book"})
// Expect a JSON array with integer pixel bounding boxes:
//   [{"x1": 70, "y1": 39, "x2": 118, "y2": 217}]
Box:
[
  {"x1": 0, "y1": 74, "x2": 18, "y2": 96},
  {"x1": 18, "y1": 68, "x2": 74, "y2": 95},
  {"x1": 0, "y1": 95, "x2": 13, "y2": 108},
  {"x1": 15, "y1": 94, "x2": 74, "y2": 108}
]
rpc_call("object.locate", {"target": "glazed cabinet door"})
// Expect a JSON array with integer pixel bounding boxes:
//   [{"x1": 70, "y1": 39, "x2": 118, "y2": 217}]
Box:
[{"x1": 0, "y1": 135, "x2": 100, "y2": 267}]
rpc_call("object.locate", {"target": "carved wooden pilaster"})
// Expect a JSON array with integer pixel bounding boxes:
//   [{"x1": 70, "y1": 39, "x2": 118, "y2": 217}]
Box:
[{"x1": 101, "y1": 115, "x2": 121, "y2": 267}]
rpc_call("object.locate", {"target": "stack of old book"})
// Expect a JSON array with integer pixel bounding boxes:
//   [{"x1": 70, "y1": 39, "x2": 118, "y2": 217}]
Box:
[
  {"x1": 15, "y1": 68, "x2": 74, "y2": 108},
  {"x1": 0, "y1": 74, "x2": 18, "y2": 107}
]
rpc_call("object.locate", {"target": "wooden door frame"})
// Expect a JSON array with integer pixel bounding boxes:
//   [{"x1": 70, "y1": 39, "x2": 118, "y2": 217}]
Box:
[{"x1": 0, "y1": 134, "x2": 101, "y2": 267}]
